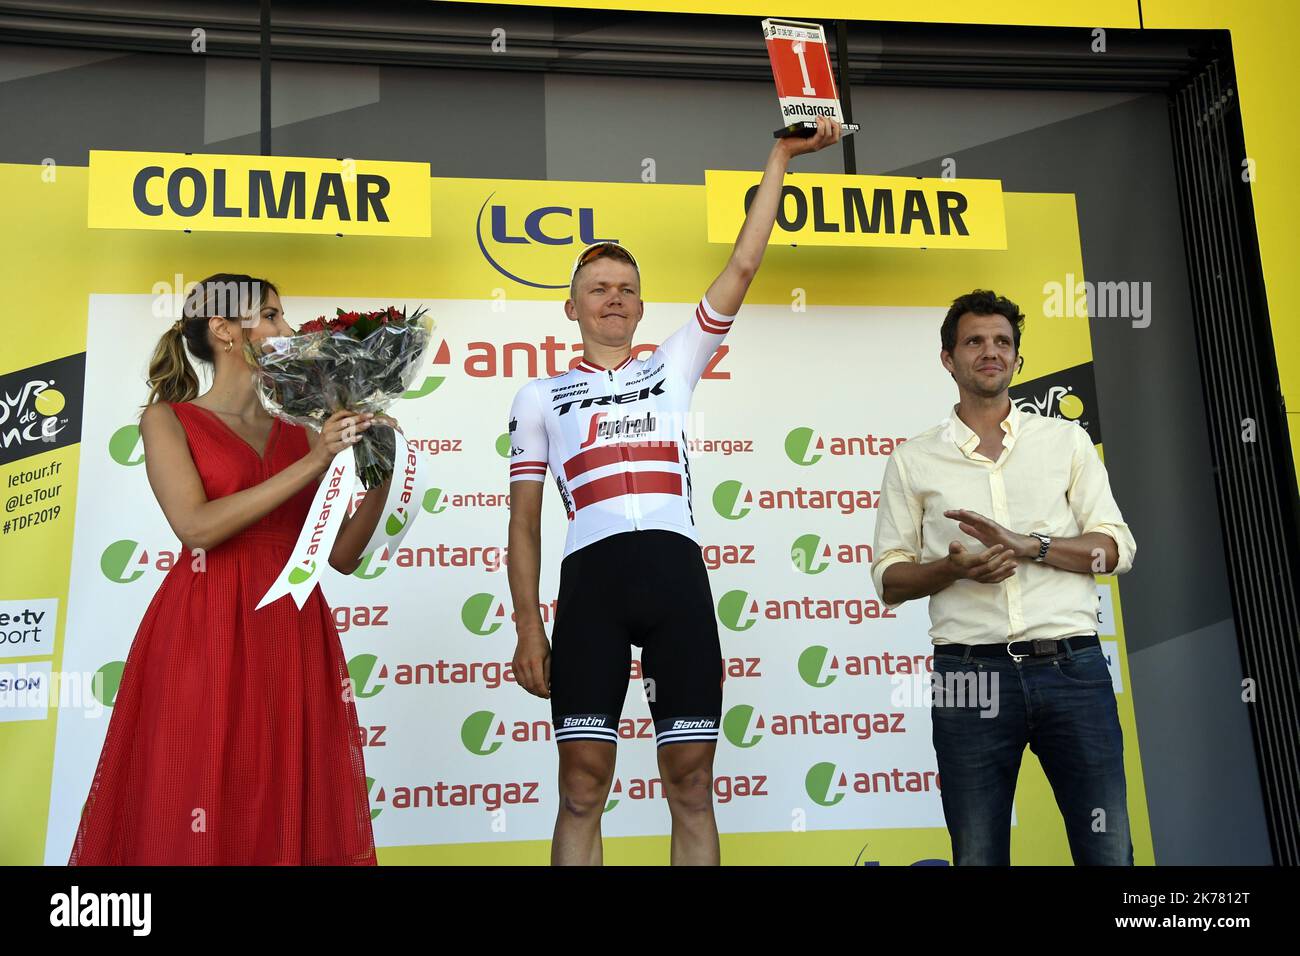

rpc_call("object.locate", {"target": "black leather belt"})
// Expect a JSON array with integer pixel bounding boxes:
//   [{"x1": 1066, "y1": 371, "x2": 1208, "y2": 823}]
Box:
[{"x1": 934, "y1": 633, "x2": 1100, "y2": 659}]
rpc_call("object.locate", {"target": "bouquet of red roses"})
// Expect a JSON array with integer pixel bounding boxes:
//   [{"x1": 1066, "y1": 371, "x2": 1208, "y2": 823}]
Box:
[{"x1": 247, "y1": 305, "x2": 432, "y2": 488}]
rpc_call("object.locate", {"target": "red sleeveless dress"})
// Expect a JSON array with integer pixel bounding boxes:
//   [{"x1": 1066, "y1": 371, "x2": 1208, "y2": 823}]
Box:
[{"x1": 68, "y1": 401, "x2": 377, "y2": 865}]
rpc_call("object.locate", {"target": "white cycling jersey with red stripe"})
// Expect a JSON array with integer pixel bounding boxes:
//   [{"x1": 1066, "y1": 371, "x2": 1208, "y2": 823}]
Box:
[{"x1": 508, "y1": 296, "x2": 736, "y2": 559}]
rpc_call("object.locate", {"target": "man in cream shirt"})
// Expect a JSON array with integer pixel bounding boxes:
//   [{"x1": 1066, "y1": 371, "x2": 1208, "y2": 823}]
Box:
[{"x1": 872, "y1": 290, "x2": 1137, "y2": 866}]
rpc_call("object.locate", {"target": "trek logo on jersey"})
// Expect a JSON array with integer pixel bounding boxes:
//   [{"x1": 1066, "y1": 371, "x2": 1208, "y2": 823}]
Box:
[
  {"x1": 784, "y1": 426, "x2": 907, "y2": 466},
  {"x1": 717, "y1": 590, "x2": 760, "y2": 632},
  {"x1": 108, "y1": 424, "x2": 145, "y2": 466},
  {"x1": 712, "y1": 480, "x2": 882, "y2": 519},
  {"x1": 806, "y1": 761, "x2": 849, "y2": 807},
  {"x1": 579, "y1": 411, "x2": 657, "y2": 449},
  {"x1": 790, "y1": 534, "x2": 873, "y2": 574},
  {"x1": 554, "y1": 380, "x2": 666, "y2": 416},
  {"x1": 345, "y1": 653, "x2": 387, "y2": 699},
  {"x1": 476, "y1": 192, "x2": 617, "y2": 289},
  {"x1": 401, "y1": 340, "x2": 452, "y2": 399},
  {"x1": 92, "y1": 660, "x2": 126, "y2": 707},
  {"x1": 462, "y1": 593, "x2": 508, "y2": 636}
]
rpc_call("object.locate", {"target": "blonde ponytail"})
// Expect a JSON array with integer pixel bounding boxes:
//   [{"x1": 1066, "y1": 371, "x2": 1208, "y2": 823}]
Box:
[{"x1": 143, "y1": 320, "x2": 200, "y2": 410}]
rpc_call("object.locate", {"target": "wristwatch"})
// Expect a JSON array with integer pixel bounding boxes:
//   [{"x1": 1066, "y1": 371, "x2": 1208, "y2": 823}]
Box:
[{"x1": 1027, "y1": 531, "x2": 1052, "y2": 562}]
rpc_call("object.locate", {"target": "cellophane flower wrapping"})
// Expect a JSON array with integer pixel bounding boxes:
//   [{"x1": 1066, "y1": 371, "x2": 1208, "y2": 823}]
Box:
[{"x1": 247, "y1": 306, "x2": 432, "y2": 489}]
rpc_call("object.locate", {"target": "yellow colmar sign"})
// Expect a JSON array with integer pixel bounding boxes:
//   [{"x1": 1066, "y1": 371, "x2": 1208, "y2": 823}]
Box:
[
  {"x1": 706, "y1": 170, "x2": 1006, "y2": 250},
  {"x1": 87, "y1": 150, "x2": 432, "y2": 237}
]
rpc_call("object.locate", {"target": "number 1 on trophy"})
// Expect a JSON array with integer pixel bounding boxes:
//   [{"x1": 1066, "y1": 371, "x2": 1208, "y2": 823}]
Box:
[{"x1": 762, "y1": 18, "x2": 861, "y2": 139}]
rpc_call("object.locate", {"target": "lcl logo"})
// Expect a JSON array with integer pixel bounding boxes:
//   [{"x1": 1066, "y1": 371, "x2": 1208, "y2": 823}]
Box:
[{"x1": 475, "y1": 192, "x2": 617, "y2": 289}]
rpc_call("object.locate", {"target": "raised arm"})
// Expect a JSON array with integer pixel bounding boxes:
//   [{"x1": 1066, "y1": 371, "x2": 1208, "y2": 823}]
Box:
[{"x1": 704, "y1": 115, "x2": 842, "y2": 315}]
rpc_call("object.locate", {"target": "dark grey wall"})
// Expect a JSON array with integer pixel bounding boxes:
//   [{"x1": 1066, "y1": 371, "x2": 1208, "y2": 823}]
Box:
[{"x1": 0, "y1": 19, "x2": 1270, "y2": 862}]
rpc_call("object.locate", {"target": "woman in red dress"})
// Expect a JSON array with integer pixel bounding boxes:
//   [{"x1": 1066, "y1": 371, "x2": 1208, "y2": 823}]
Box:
[{"x1": 70, "y1": 273, "x2": 394, "y2": 865}]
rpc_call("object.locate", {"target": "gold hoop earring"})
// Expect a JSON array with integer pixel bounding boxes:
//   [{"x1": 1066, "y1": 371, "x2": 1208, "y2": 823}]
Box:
[{"x1": 224, "y1": 339, "x2": 233, "y2": 354}]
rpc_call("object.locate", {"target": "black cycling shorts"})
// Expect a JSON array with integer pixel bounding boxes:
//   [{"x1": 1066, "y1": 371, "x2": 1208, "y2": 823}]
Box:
[{"x1": 550, "y1": 529, "x2": 723, "y2": 748}]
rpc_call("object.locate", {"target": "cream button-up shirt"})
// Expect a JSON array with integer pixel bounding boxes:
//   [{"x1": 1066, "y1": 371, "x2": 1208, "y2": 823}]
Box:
[{"x1": 871, "y1": 400, "x2": 1136, "y2": 645}]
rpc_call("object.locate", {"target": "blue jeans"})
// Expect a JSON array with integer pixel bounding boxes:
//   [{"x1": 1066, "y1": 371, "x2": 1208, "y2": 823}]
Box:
[{"x1": 930, "y1": 642, "x2": 1134, "y2": 866}]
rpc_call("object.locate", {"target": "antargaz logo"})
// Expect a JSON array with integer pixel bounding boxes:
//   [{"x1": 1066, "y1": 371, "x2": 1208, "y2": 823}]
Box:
[
  {"x1": 402, "y1": 340, "x2": 451, "y2": 399},
  {"x1": 461, "y1": 710, "x2": 506, "y2": 755},
  {"x1": 712, "y1": 480, "x2": 752, "y2": 520},
  {"x1": 384, "y1": 506, "x2": 410, "y2": 537},
  {"x1": 346, "y1": 653, "x2": 387, "y2": 698},
  {"x1": 722, "y1": 704, "x2": 764, "y2": 748},
  {"x1": 353, "y1": 549, "x2": 390, "y2": 580},
  {"x1": 806, "y1": 761, "x2": 849, "y2": 807},
  {"x1": 462, "y1": 593, "x2": 507, "y2": 636},
  {"x1": 604, "y1": 778, "x2": 623, "y2": 813},
  {"x1": 100, "y1": 540, "x2": 147, "y2": 584},
  {"x1": 92, "y1": 661, "x2": 126, "y2": 707},
  {"x1": 798, "y1": 645, "x2": 838, "y2": 688},
  {"x1": 108, "y1": 425, "x2": 145, "y2": 466},
  {"x1": 288, "y1": 560, "x2": 316, "y2": 585},
  {"x1": 717, "y1": 590, "x2": 758, "y2": 632},
  {"x1": 495, "y1": 433, "x2": 513, "y2": 458},
  {"x1": 367, "y1": 776, "x2": 383, "y2": 820},
  {"x1": 785, "y1": 426, "x2": 824, "y2": 466},
  {"x1": 423, "y1": 488, "x2": 449, "y2": 514},
  {"x1": 790, "y1": 533, "x2": 830, "y2": 574}
]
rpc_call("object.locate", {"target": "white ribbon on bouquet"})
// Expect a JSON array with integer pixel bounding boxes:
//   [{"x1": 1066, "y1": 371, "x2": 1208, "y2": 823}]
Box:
[{"x1": 256, "y1": 426, "x2": 429, "y2": 611}]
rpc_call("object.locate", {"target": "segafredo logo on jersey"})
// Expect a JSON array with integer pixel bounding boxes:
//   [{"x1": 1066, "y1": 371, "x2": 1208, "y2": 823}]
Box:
[
  {"x1": 401, "y1": 340, "x2": 452, "y2": 399},
  {"x1": 476, "y1": 191, "x2": 618, "y2": 289},
  {"x1": 462, "y1": 593, "x2": 508, "y2": 636},
  {"x1": 579, "y1": 411, "x2": 657, "y2": 449},
  {"x1": 346, "y1": 653, "x2": 387, "y2": 699},
  {"x1": 784, "y1": 426, "x2": 907, "y2": 466},
  {"x1": 717, "y1": 590, "x2": 759, "y2": 632},
  {"x1": 806, "y1": 762, "x2": 849, "y2": 807},
  {"x1": 712, "y1": 480, "x2": 882, "y2": 519},
  {"x1": 108, "y1": 424, "x2": 145, "y2": 466},
  {"x1": 722, "y1": 704, "x2": 764, "y2": 748}
]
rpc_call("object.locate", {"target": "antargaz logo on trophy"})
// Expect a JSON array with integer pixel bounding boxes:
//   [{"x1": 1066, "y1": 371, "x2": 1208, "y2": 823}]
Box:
[
  {"x1": 99, "y1": 540, "x2": 148, "y2": 584},
  {"x1": 384, "y1": 506, "x2": 411, "y2": 537},
  {"x1": 798, "y1": 645, "x2": 839, "y2": 688},
  {"x1": 462, "y1": 593, "x2": 507, "y2": 636},
  {"x1": 346, "y1": 653, "x2": 387, "y2": 699},
  {"x1": 717, "y1": 589, "x2": 759, "y2": 632},
  {"x1": 108, "y1": 424, "x2": 145, "y2": 466},
  {"x1": 712, "y1": 480, "x2": 753, "y2": 520},
  {"x1": 461, "y1": 710, "x2": 506, "y2": 756},
  {"x1": 722, "y1": 704, "x2": 764, "y2": 748},
  {"x1": 806, "y1": 761, "x2": 849, "y2": 807},
  {"x1": 402, "y1": 340, "x2": 451, "y2": 399}
]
